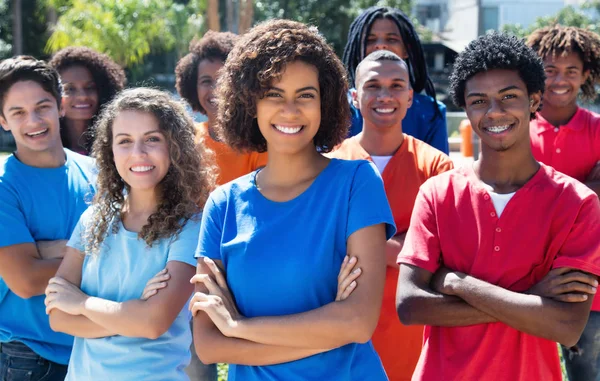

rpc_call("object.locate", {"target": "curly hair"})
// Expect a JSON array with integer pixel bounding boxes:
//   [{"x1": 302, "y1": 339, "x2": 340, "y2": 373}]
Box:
[
  {"x1": 450, "y1": 32, "x2": 546, "y2": 119},
  {"x1": 86, "y1": 88, "x2": 216, "y2": 253},
  {"x1": 175, "y1": 31, "x2": 239, "y2": 113},
  {"x1": 215, "y1": 19, "x2": 350, "y2": 153},
  {"x1": 0, "y1": 56, "x2": 62, "y2": 117},
  {"x1": 527, "y1": 25, "x2": 600, "y2": 101}
]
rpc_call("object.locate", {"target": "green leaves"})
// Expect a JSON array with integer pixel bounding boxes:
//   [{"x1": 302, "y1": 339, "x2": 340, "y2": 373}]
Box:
[{"x1": 502, "y1": 6, "x2": 597, "y2": 39}]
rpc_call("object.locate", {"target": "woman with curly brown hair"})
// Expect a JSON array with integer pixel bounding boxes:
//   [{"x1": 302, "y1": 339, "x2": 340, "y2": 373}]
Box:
[
  {"x1": 189, "y1": 20, "x2": 395, "y2": 380},
  {"x1": 49, "y1": 47, "x2": 126, "y2": 155},
  {"x1": 176, "y1": 30, "x2": 268, "y2": 185},
  {"x1": 43, "y1": 88, "x2": 215, "y2": 380}
]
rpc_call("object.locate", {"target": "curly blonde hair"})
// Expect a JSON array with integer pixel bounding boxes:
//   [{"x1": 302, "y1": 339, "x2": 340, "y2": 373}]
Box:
[{"x1": 86, "y1": 87, "x2": 216, "y2": 253}]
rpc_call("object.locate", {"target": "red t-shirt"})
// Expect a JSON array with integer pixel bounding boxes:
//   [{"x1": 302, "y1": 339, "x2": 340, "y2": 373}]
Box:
[
  {"x1": 398, "y1": 164, "x2": 600, "y2": 381},
  {"x1": 530, "y1": 108, "x2": 600, "y2": 310},
  {"x1": 328, "y1": 134, "x2": 453, "y2": 381}
]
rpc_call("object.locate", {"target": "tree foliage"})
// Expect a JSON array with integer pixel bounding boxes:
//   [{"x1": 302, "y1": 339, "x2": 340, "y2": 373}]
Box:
[{"x1": 502, "y1": 6, "x2": 598, "y2": 39}]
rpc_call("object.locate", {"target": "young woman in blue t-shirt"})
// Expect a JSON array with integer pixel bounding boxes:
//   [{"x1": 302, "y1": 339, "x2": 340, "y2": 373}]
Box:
[
  {"x1": 190, "y1": 20, "x2": 396, "y2": 381},
  {"x1": 43, "y1": 88, "x2": 216, "y2": 380}
]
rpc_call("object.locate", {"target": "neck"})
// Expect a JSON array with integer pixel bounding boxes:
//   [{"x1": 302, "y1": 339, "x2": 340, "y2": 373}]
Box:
[
  {"x1": 206, "y1": 119, "x2": 220, "y2": 141},
  {"x1": 64, "y1": 118, "x2": 89, "y2": 151},
  {"x1": 358, "y1": 121, "x2": 404, "y2": 156},
  {"x1": 476, "y1": 143, "x2": 539, "y2": 193},
  {"x1": 539, "y1": 103, "x2": 578, "y2": 127},
  {"x1": 124, "y1": 188, "x2": 160, "y2": 217},
  {"x1": 15, "y1": 143, "x2": 66, "y2": 168},
  {"x1": 262, "y1": 145, "x2": 328, "y2": 187}
]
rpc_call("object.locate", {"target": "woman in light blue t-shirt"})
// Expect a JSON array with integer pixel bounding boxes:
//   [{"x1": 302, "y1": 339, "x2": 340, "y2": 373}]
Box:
[
  {"x1": 43, "y1": 88, "x2": 216, "y2": 381},
  {"x1": 190, "y1": 20, "x2": 396, "y2": 381}
]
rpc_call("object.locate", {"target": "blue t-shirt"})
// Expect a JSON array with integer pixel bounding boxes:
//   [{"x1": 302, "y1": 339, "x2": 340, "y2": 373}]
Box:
[
  {"x1": 0, "y1": 149, "x2": 96, "y2": 365},
  {"x1": 65, "y1": 208, "x2": 200, "y2": 381},
  {"x1": 349, "y1": 91, "x2": 449, "y2": 154},
  {"x1": 196, "y1": 159, "x2": 396, "y2": 381}
]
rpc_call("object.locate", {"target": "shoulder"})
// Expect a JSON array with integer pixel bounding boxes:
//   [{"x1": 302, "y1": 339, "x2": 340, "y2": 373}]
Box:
[
  {"x1": 407, "y1": 136, "x2": 451, "y2": 161},
  {"x1": 66, "y1": 149, "x2": 96, "y2": 173},
  {"x1": 208, "y1": 171, "x2": 256, "y2": 207},
  {"x1": 580, "y1": 108, "x2": 600, "y2": 131},
  {"x1": 0, "y1": 155, "x2": 25, "y2": 199},
  {"x1": 538, "y1": 163, "x2": 597, "y2": 203},
  {"x1": 326, "y1": 137, "x2": 362, "y2": 160}
]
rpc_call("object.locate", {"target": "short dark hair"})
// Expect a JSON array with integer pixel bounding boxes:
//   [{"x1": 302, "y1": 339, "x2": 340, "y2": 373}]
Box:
[
  {"x1": 0, "y1": 56, "x2": 62, "y2": 117},
  {"x1": 356, "y1": 50, "x2": 408, "y2": 85},
  {"x1": 175, "y1": 31, "x2": 239, "y2": 113},
  {"x1": 527, "y1": 25, "x2": 600, "y2": 101},
  {"x1": 49, "y1": 47, "x2": 126, "y2": 110},
  {"x1": 342, "y1": 6, "x2": 441, "y2": 120},
  {"x1": 449, "y1": 32, "x2": 545, "y2": 119},
  {"x1": 215, "y1": 19, "x2": 350, "y2": 153}
]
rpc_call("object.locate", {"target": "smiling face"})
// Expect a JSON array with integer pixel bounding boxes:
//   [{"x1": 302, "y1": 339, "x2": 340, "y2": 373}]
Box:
[
  {"x1": 255, "y1": 60, "x2": 321, "y2": 156},
  {"x1": 464, "y1": 69, "x2": 541, "y2": 152},
  {"x1": 112, "y1": 110, "x2": 171, "y2": 194},
  {"x1": 0, "y1": 80, "x2": 62, "y2": 156},
  {"x1": 365, "y1": 17, "x2": 408, "y2": 59},
  {"x1": 196, "y1": 58, "x2": 223, "y2": 121},
  {"x1": 60, "y1": 65, "x2": 99, "y2": 121},
  {"x1": 354, "y1": 59, "x2": 413, "y2": 131},
  {"x1": 542, "y1": 51, "x2": 589, "y2": 110}
]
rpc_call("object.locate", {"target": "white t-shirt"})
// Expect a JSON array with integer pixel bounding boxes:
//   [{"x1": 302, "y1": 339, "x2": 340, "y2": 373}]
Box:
[
  {"x1": 487, "y1": 190, "x2": 516, "y2": 217},
  {"x1": 371, "y1": 155, "x2": 393, "y2": 174}
]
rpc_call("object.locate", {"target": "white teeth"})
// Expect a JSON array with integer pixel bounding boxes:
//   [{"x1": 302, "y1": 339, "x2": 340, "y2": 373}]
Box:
[
  {"x1": 73, "y1": 104, "x2": 91, "y2": 109},
  {"x1": 130, "y1": 166, "x2": 155, "y2": 172},
  {"x1": 26, "y1": 129, "x2": 48, "y2": 137},
  {"x1": 375, "y1": 108, "x2": 395, "y2": 114},
  {"x1": 486, "y1": 125, "x2": 511, "y2": 133},
  {"x1": 274, "y1": 125, "x2": 302, "y2": 134},
  {"x1": 552, "y1": 89, "x2": 568, "y2": 95}
]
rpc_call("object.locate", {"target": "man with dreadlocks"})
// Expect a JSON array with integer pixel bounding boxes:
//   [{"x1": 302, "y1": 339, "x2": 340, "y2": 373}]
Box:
[
  {"x1": 342, "y1": 6, "x2": 449, "y2": 154},
  {"x1": 527, "y1": 25, "x2": 600, "y2": 381}
]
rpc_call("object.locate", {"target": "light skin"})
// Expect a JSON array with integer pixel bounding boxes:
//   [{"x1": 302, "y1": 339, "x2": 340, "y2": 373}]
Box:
[
  {"x1": 196, "y1": 58, "x2": 222, "y2": 134},
  {"x1": 60, "y1": 65, "x2": 99, "y2": 151},
  {"x1": 189, "y1": 60, "x2": 387, "y2": 364},
  {"x1": 45, "y1": 111, "x2": 196, "y2": 340},
  {"x1": 396, "y1": 68, "x2": 598, "y2": 347},
  {"x1": 353, "y1": 58, "x2": 413, "y2": 269},
  {"x1": 539, "y1": 52, "x2": 600, "y2": 194},
  {"x1": 365, "y1": 18, "x2": 408, "y2": 59},
  {"x1": 0, "y1": 80, "x2": 70, "y2": 299}
]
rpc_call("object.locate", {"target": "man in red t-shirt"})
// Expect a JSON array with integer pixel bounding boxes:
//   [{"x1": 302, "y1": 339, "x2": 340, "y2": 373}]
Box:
[
  {"x1": 396, "y1": 32, "x2": 600, "y2": 381},
  {"x1": 526, "y1": 25, "x2": 600, "y2": 381}
]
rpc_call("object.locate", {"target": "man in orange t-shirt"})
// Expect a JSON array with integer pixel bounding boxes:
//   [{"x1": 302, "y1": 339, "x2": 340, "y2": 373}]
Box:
[
  {"x1": 176, "y1": 31, "x2": 267, "y2": 187},
  {"x1": 328, "y1": 50, "x2": 453, "y2": 381}
]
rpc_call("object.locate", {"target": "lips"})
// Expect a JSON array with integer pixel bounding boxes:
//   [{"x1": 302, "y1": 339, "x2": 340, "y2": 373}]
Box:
[
  {"x1": 374, "y1": 108, "x2": 395, "y2": 114},
  {"x1": 130, "y1": 165, "x2": 155, "y2": 173},
  {"x1": 273, "y1": 124, "x2": 303, "y2": 134},
  {"x1": 483, "y1": 123, "x2": 515, "y2": 134},
  {"x1": 25, "y1": 128, "x2": 49, "y2": 137}
]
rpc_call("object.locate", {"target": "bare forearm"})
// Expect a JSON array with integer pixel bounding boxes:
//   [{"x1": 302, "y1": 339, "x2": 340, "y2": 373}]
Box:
[
  {"x1": 454, "y1": 275, "x2": 590, "y2": 346},
  {"x1": 37, "y1": 240, "x2": 68, "y2": 260},
  {"x1": 396, "y1": 286, "x2": 497, "y2": 327},
  {"x1": 81, "y1": 297, "x2": 159, "y2": 339},
  {"x1": 386, "y1": 234, "x2": 404, "y2": 269},
  {"x1": 49, "y1": 310, "x2": 115, "y2": 339},
  {"x1": 25, "y1": 258, "x2": 63, "y2": 297},
  {"x1": 585, "y1": 180, "x2": 600, "y2": 196},
  {"x1": 234, "y1": 300, "x2": 378, "y2": 349},
  {"x1": 194, "y1": 321, "x2": 328, "y2": 365}
]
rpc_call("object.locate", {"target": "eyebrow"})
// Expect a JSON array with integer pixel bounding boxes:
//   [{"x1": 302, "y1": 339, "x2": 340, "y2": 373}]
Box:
[
  {"x1": 7, "y1": 98, "x2": 53, "y2": 112},
  {"x1": 466, "y1": 85, "x2": 521, "y2": 98},
  {"x1": 546, "y1": 64, "x2": 581, "y2": 70},
  {"x1": 364, "y1": 77, "x2": 408, "y2": 84},
  {"x1": 269, "y1": 86, "x2": 319, "y2": 93},
  {"x1": 114, "y1": 130, "x2": 163, "y2": 138}
]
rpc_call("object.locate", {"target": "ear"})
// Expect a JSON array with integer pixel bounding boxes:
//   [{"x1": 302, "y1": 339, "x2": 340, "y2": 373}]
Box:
[
  {"x1": 529, "y1": 92, "x2": 542, "y2": 113},
  {"x1": 58, "y1": 102, "x2": 65, "y2": 118},
  {"x1": 582, "y1": 69, "x2": 590, "y2": 85},
  {"x1": 350, "y1": 88, "x2": 359, "y2": 108},
  {"x1": 407, "y1": 88, "x2": 414, "y2": 109},
  {"x1": 0, "y1": 115, "x2": 9, "y2": 132}
]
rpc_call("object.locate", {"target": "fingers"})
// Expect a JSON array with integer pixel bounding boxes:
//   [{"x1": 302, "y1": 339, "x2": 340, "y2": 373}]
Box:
[
  {"x1": 48, "y1": 276, "x2": 70, "y2": 286},
  {"x1": 189, "y1": 292, "x2": 221, "y2": 317},
  {"x1": 556, "y1": 281, "x2": 597, "y2": 296},
  {"x1": 337, "y1": 256, "x2": 357, "y2": 282},
  {"x1": 145, "y1": 269, "x2": 170, "y2": 287},
  {"x1": 141, "y1": 281, "x2": 168, "y2": 300},
  {"x1": 337, "y1": 267, "x2": 362, "y2": 300},
  {"x1": 190, "y1": 274, "x2": 222, "y2": 296},
  {"x1": 555, "y1": 271, "x2": 599, "y2": 288},
  {"x1": 337, "y1": 281, "x2": 357, "y2": 301},
  {"x1": 552, "y1": 293, "x2": 589, "y2": 303},
  {"x1": 203, "y1": 257, "x2": 228, "y2": 290}
]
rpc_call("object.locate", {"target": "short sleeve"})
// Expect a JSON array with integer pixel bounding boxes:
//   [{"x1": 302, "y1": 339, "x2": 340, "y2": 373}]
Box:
[
  {"x1": 552, "y1": 195, "x2": 600, "y2": 276},
  {"x1": 0, "y1": 184, "x2": 34, "y2": 247},
  {"x1": 167, "y1": 214, "x2": 202, "y2": 267},
  {"x1": 346, "y1": 162, "x2": 396, "y2": 240},
  {"x1": 66, "y1": 207, "x2": 92, "y2": 253},
  {"x1": 433, "y1": 155, "x2": 454, "y2": 176},
  {"x1": 195, "y1": 193, "x2": 224, "y2": 261},
  {"x1": 427, "y1": 102, "x2": 449, "y2": 155},
  {"x1": 397, "y1": 185, "x2": 442, "y2": 274}
]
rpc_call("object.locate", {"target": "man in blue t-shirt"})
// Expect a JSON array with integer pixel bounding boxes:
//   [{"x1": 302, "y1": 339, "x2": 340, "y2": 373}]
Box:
[{"x1": 0, "y1": 57, "x2": 96, "y2": 380}]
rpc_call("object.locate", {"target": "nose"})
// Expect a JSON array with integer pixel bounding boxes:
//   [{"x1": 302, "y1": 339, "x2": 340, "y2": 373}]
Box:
[
  {"x1": 485, "y1": 99, "x2": 506, "y2": 118},
  {"x1": 132, "y1": 140, "x2": 147, "y2": 157},
  {"x1": 376, "y1": 86, "x2": 393, "y2": 102},
  {"x1": 27, "y1": 111, "x2": 43, "y2": 125},
  {"x1": 374, "y1": 39, "x2": 389, "y2": 51},
  {"x1": 280, "y1": 100, "x2": 300, "y2": 117}
]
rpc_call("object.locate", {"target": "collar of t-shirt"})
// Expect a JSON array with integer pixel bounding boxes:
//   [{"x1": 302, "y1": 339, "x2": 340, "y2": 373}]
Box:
[
  {"x1": 533, "y1": 107, "x2": 586, "y2": 134},
  {"x1": 481, "y1": 183, "x2": 516, "y2": 217},
  {"x1": 370, "y1": 155, "x2": 393, "y2": 174}
]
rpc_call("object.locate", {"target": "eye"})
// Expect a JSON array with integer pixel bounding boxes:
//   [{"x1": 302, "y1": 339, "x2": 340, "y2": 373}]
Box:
[
  {"x1": 503, "y1": 94, "x2": 517, "y2": 100},
  {"x1": 147, "y1": 136, "x2": 161, "y2": 142},
  {"x1": 470, "y1": 99, "x2": 484, "y2": 106},
  {"x1": 265, "y1": 92, "x2": 281, "y2": 98},
  {"x1": 299, "y1": 93, "x2": 315, "y2": 99},
  {"x1": 117, "y1": 138, "x2": 132, "y2": 145}
]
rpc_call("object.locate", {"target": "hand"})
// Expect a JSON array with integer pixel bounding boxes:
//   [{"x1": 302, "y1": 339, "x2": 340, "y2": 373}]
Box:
[
  {"x1": 36, "y1": 240, "x2": 68, "y2": 260},
  {"x1": 528, "y1": 267, "x2": 598, "y2": 302},
  {"x1": 189, "y1": 257, "x2": 243, "y2": 337},
  {"x1": 336, "y1": 256, "x2": 361, "y2": 301},
  {"x1": 431, "y1": 267, "x2": 465, "y2": 296},
  {"x1": 586, "y1": 161, "x2": 600, "y2": 181},
  {"x1": 141, "y1": 268, "x2": 170, "y2": 300},
  {"x1": 44, "y1": 277, "x2": 88, "y2": 315}
]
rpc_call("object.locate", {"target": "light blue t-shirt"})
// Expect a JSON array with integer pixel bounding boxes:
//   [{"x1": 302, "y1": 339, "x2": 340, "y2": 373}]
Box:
[
  {"x1": 196, "y1": 159, "x2": 396, "y2": 381},
  {"x1": 65, "y1": 208, "x2": 200, "y2": 381},
  {"x1": 0, "y1": 149, "x2": 96, "y2": 365}
]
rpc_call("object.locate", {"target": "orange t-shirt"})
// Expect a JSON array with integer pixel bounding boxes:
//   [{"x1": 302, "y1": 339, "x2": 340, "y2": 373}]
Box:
[
  {"x1": 195, "y1": 122, "x2": 268, "y2": 186},
  {"x1": 328, "y1": 134, "x2": 453, "y2": 381}
]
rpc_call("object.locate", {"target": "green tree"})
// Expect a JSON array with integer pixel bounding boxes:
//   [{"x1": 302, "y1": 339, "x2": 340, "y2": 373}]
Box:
[
  {"x1": 502, "y1": 6, "x2": 598, "y2": 39},
  {"x1": 0, "y1": 0, "x2": 11, "y2": 58}
]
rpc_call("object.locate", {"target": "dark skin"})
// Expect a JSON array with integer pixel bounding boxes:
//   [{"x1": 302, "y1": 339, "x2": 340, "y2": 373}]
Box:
[{"x1": 396, "y1": 69, "x2": 598, "y2": 347}]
